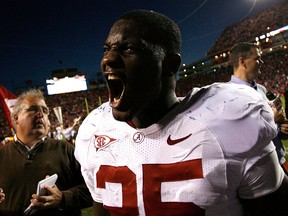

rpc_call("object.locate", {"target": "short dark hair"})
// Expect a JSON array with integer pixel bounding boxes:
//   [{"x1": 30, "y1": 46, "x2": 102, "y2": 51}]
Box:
[
  {"x1": 118, "y1": 10, "x2": 181, "y2": 55},
  {"x1": 229, "y1": 42, "x2": 259, "y2": 68}
]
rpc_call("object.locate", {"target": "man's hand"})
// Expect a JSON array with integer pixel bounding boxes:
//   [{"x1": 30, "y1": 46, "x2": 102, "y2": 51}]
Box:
[
  {"x1": 280, "y1": 120, "x2": 288, "y2": 135},
  {"x1": 270, "y1": 105, "x2": 285, "y2": 124},
  {"x1": 0, "y1": 188, "x2": 5, "y2": 204},
  {"x1": 30, "y1": 184, "x2": 63, "y2": 209}
]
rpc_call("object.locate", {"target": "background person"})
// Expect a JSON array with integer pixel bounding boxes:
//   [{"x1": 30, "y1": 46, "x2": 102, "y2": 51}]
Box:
[
  {"x1": 61, "y1": 116, "x2": 81, "y2": 144},
  {"x1": 75, "y1": 10, "x2": 288, "y2": 216},
  {"x1": 229, "y1": 42, "x2": 288, "y2": 172},
  {"x1": 0, "y1": 89, "x2": 92, "y2": 216}
]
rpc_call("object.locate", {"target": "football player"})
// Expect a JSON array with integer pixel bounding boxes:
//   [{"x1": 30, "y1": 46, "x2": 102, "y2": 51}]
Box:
[{"x1": 75, "y1": 10, "x2": 288, "y2": 216}]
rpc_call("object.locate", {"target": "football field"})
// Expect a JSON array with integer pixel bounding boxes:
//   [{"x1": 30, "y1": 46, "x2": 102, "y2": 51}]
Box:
[{"x1": 82, "y1": 207, "x2": 93, "y2": 216}]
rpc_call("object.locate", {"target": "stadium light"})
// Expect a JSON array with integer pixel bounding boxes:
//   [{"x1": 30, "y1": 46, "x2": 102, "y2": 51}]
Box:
[{"x1": 260, "y1": 35, "x2": 265, "y2": 40}]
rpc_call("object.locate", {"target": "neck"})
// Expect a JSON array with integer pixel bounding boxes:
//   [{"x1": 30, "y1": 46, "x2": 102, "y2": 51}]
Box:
[
  {"x1": 130, "y1": 93, "x2": 179, "y2": 128},
  {"x1": 233, "y1": 71, "x2": 253, "y2": 84},
  {"x1": 16, "y1": 133, "x2": 44, "y2": 148}
]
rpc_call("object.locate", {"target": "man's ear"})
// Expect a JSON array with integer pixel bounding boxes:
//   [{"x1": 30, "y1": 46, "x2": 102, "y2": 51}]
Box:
[
  {"x1": 13, "y1": 113, "x2": 18, "y2": 124},
  {"x1": 239, "y1": 56, "x2": 246, "y2": 68},
  {"x1": 162, "y1": 53, "x2": 181, "y2": 77}
]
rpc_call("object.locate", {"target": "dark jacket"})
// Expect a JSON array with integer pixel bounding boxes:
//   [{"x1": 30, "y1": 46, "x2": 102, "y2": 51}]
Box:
[{"x1": 0, "y1": 137, "x2": 92, "y2": 216}]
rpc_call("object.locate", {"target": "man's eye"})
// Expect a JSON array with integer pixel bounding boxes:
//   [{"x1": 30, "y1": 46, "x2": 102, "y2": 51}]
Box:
[
  {"x1": 123, "y1": 46, "x2": 138, "y2": 53},
  {"x1": 103, "y1": 46, "x2": 110, "y2": 53}
]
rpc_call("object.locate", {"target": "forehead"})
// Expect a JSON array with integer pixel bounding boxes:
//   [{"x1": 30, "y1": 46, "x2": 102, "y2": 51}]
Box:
[
  {"x1": 107, "y1": 20, "x2": 148, "y2": 44},
  {"x1": 21, "y1": 96, "x2": 46, "y2": 107}
]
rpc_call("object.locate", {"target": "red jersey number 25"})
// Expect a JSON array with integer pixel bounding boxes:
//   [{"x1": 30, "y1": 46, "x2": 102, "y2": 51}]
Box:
[{"x1": 96, "y1": 159, "x2": 205, "y2": 216}]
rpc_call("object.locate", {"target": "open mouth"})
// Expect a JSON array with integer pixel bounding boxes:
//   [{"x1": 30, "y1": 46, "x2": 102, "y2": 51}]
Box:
[
  {"x1": 35, "y1": 119, "x2": 44, "y2": 128},
  {"x1": 107, "y1": 74, "x2": 125, "y2": 108}
]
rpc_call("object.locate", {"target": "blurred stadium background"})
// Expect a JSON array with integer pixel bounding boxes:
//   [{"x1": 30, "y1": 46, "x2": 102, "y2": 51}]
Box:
[{"x1": 1, "y1": 2, "x2": 288, "y2": 214}]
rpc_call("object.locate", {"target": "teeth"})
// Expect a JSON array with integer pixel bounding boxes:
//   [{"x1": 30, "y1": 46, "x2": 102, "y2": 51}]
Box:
[
  {"x1": 108, "y1": 74, "x2": 120, "y2": 80},
  {"x1": 113, "y1": 97, "x2": 120, "y2": 103},
  {"x1": 110, "y1": 97, "x2": 121, "y2": 107}
]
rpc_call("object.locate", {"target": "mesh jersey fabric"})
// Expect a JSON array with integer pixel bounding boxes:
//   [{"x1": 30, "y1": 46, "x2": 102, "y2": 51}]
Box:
[{"x1": 75, "y1": 82, "x2": 282, "y2": 216}]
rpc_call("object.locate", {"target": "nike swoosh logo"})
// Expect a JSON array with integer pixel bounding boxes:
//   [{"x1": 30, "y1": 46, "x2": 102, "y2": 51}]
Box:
[{"x1": 167, "y1": 134, "x2": 192, "y2": 145}]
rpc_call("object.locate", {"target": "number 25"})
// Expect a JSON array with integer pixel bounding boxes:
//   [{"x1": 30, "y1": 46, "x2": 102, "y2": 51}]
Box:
[{"x1": 97, "y1": 159, "x2": 204, "y2": 216}]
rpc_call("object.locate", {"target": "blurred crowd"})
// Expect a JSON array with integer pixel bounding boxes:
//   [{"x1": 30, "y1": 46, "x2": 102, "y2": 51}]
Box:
[
  {"x1": 177, "y1": 0, "x2": 288, "y2": 96},
  {"x1": 0, "y1": 88, "x2": 108, "y2": 141},
  {"x1": 207, "y1": 1, "x2": 288, "y2": 56},
  {"x1": 176, "y1": 49, "x2": 288, "y2": 96},
  {"x1": 46, "y1": 88, "x2": 107, "y2": 133}
]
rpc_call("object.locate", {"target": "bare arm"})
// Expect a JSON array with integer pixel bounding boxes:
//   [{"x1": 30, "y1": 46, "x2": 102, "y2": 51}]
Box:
[
  {"x1": 93, "y1": 201, "x2": 110, "y2": 216},
  {"x1": 241, "y1": 175, "x2": 288, "y2": 216}
]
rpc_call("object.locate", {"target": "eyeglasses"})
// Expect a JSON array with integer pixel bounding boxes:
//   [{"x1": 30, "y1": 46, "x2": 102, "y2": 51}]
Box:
[{"x1": 24, "y1": 105, "x2": 50, "y2": 115}]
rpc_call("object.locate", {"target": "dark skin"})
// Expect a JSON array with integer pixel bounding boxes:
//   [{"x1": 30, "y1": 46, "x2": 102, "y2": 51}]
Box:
[
  {"x1": 101, "y1": 20, "x2": 180, "y2": 129},
  {"x1": 94, "y1": 19, "x2": 288, "y2": 216}
]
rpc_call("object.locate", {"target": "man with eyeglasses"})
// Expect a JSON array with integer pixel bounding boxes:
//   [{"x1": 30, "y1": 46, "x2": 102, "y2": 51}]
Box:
[{"x1": 0, "y1": 89, "x2": 92, "y2": 216}]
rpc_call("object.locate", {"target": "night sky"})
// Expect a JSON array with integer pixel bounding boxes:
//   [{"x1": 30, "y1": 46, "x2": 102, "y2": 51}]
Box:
[{"x1": 0, "y1": 0, "x2": 285, "y2": 93}]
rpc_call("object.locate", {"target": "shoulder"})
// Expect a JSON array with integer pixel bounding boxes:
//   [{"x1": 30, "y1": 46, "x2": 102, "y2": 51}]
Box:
[
  {"x1": 182, "y1": 82, "x2": 277, "y2": 155},
  {"x1": 85, "y1": 102, "x2": 112, "y2": 123},
  {"x1": 77, "y1": 102, "x2": 112, "y2": 140},
  {"x1": 0, "y1": 140, "x2": 14, "y2": 153},
  {"x1": 205, "y1": 82, "x2": 269, "y2": 110},
  {"x1": 184, "y1": 82, "x2": 267, "y2": 111},
  {"x1": 74, "y1": 102, "x2": 113, "y2": 166},
  {"x1": 45, "y1": 137, "x2": 75, "y2": 151},
  {"x1": 190, "y1": 82, "x2": 275, "y2": 125},
  {"x1": 211, "y1": 82, "x2": 263, "y2": 99}
]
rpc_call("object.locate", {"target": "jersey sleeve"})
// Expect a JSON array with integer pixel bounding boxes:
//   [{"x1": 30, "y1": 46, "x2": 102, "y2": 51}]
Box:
[
  {"x1": 238, "y1": 150, "x2": 284, "y2": 199},
  {"x1": 219, "y1": 84, "x2": 283, "y2": 199},
  {"x1": 191, "y1": 83, "x2": 282, "y2": 199}
]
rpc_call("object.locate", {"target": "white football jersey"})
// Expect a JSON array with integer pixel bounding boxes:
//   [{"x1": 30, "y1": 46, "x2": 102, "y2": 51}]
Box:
[{"x1": 75, "y1": 82, "x2": 283, "y2": 216}]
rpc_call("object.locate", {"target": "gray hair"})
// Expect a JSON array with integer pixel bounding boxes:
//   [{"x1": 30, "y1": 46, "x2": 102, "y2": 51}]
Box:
[{"x1": 11, "y1": 89, "x2": 45, "y2": 127}]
